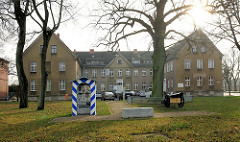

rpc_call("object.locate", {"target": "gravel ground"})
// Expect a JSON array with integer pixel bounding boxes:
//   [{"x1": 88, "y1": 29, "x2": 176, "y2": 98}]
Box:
[{"x1": 50, "y1": 101, "x2": 217, "y2": 123}]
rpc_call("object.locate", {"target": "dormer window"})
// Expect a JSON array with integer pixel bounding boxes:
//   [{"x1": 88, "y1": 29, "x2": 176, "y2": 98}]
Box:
[{"x1": 201, "y1": 45, "x2": 206, "y2": 53}]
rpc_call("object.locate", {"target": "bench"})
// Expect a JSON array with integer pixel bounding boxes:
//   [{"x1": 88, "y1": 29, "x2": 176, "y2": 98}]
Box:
[{"x1": 122, "y1": 107, "x2": 154, "y2": 118}]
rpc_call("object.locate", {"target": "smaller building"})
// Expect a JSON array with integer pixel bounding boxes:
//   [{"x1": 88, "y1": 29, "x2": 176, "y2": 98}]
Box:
[{"x1": 0, "y1": 58, "x2": 9, "y2": 101}]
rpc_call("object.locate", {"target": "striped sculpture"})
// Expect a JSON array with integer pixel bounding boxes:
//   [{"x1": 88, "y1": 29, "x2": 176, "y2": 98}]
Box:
[{"x1": 72, "y1": 78, "x2": 96, "y2": 116}]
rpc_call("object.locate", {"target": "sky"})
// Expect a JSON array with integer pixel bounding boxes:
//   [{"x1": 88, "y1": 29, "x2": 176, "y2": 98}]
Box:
[{"x1": 0, "y1": 0, "x2": 234, "y2": 84}]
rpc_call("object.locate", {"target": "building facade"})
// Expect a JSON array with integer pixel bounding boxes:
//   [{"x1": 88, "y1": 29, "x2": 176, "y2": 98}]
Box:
[
  {"x1": 164, "y1": 30, "x2": 223, "y2": 96},
  {"x1": 23, "y1": 33, "x2": 81, "y2": 100},
  {"x1": 76, "y1": 50, "x2": 153, "y2": 93},
  {"x1": 0, "y1": 58, "x2": 9, "y2": 100}
]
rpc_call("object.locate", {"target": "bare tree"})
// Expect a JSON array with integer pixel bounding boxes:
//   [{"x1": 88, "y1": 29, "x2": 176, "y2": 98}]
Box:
[
  {"x1": 94, "y1": 0, "x2": 201, "y2": 100},
  {"x1": 212, "y1": 0, "x2": 240, "y2": 50},
  {"x1": 223, "y1": 59, "x2": 232, "y2": 95},
  {"x1": 30, "y1": 0, "x2": 65, "y2": 110}
]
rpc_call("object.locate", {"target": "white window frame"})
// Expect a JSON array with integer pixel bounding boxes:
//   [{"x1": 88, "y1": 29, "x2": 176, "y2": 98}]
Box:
[
  {"x1": 197, "y1": 76, "x2": 202, "y2": 86},
  {"x1": 109, "y1": 69, "x2": 114, "y2": 77},
  {"x1": 142, "y1": 69, "x2": 147, "y2": 76},
  {"x1": 101, "y1": 69, "x2": 105, "y2": 77},
  {"x1": 117, "y1": 69, "x2": 122, "y2": 77},
  {"x1": 208, "y1": 59, "x2": 214, "y2": 69},
  {"x1": 193, "y1": 45, "x2": 197, "y2": 53},
  {"x1": 126, "y1": 83, "x2": 131, "y2": 91},
  {"x1": 134, "y1": 82, "x2": 138, "y2": 90},
  {"x1": 142, "y1": 82, "x2": 146, "y2": 90},
  {"x1": 30, "y1": 62, "x2": 37, "y2": 73},
  {"x1": 184, "y1": 60, "x2": 191, "y2": 69},
  {"x1": 51, "y1": 45, "x2": 57, "y2": 54},
  {"x1": 185, "y1": 77, "x2": 190, "y2": 87},
  {"x1": 126, "y1": 69, "x2": 131, "y2": 77},
  {"x1": 46, "y1": 80, "x2": 51, "y2": 91},
  {"x1": 84, "y1": 70, "x2": 88, "y2": 78},
  {"x1": 201, "y1": 45, "x2": 206, "y2": 53},
  {"x1": 168, "y1": 80, "x2": 170, "y2": 89},
  {"x1": 59, "y1": 62, "x2": 65, "y2": 72},
  {"x1": 170, "y1": 61, "x2": 173, "y2": 72},
  {"x1": 30, "y1": 80, "x2": 37, "y2": 91},
  {"x1": 209, "y1": 76, "x2": 214, "y2": 86},
  {"x1": 150, "y1": 69, "x2": 153, "y2": 76},
  {"x1": 59, "y1": 80, "x2": 65, "y2": 90},
  {"x1": 109, "y1": 83, "x2": 114, "y2": 91},
  {"x1": 197, "y1": 59, "x2": 203, "y2": 69},
  {"x1": 134, "y1": 69, "x2": 138, "y2": 76},
  {"x1": 92, "y1": 69, "x2": 97, "y2": 77},
  {"x1": 101, "y1": 83, "x2": 105, "y2": 91},
  {"x1": 171, "y1": 80, "x2": 173, "y2": 88}
]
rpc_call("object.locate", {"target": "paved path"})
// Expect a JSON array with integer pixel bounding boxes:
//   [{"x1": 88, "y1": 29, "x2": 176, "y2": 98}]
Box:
[{"x1": 51, "y1": 101, "x2": 217, "y2": 123}]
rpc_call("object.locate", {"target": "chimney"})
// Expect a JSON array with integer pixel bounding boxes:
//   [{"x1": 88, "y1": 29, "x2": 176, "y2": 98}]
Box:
[
  {"x1": 89, "y1": 49, "x2": 94, "y2": 54},
  {"x1": 57, "y1": 33, "x2": 60, "y2": 38},
  {"x1": 133, "y1": 49, "x2": 137, "y2": 54},
  {"x1": 74, "y1": 49, "x2": 76, "y2": 53}
]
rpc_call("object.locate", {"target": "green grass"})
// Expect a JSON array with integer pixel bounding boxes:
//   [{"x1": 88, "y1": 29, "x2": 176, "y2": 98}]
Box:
[{"x1": 1, "y1": 97, "x2": 240, "y2": 141}]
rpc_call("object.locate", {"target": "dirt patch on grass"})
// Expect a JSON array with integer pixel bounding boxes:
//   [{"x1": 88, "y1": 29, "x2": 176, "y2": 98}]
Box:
[{"x1": 50, "y1": 101, "x2": 218, "y2": 123}]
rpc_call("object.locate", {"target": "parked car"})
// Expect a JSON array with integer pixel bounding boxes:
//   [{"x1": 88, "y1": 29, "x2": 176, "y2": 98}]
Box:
[
  {"x1": 139, "y1": 91, "x2": 146, "y2": 97},
  {"x1": 119, "y1": 91, "x2": 135, "y2": 100},
  {"x1": 102, "y1": 92, "x2": 115, "y2": 101},
  {"x1": 96, "y1": 92, "x2": 102, "y2": 99}
]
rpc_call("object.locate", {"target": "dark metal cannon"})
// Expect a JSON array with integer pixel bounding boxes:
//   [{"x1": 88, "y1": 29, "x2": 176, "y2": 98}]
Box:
[{"x1": 164, "y1": 92, "x2": 184, "y2": 108}]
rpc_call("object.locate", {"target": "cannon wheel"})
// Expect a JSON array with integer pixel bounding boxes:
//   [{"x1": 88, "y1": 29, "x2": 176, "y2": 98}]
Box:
[
  {"x1": 178, "y1": 95, "x2": 184, "y2": 108},
  {"x1": 164, "y1": 95, "x2": 170, "y2": 108}
]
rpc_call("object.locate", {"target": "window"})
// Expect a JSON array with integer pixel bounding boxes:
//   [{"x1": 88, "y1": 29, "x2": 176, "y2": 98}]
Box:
[
  {"x1": 150, "y1": 69, "x2": 153, "y2": 76},
  {"x1": 171, "y1": 80, "x2": 173, "y2": 88},
  {"x1": 59, "y1": 62, "x2": 65, "y2": 72},
  {"x1": 117, "y1": 69, "x2": 122, "y2": 77},
  {"x1": 84, "y1": 70, "x2": 88, "y2": 78},
  {"x1": 92, "y1": 70, "x2": 97, "y2": 77},
  {"x1": 30, "y1": 80, "x2": 37, "y2": 91},
  {"x1": 126, "y1": 83, "x2": 130, "y2": 90},
  {"x1": 132, "y1": 58, "x2": 140, "y2": 64},
  {"x1": 167, "y1": 62, "x2": 170, "y2": 72},
  {"x1": 193, "y1": 45, "x2": 197, "y2": 53},
  {"x1": 209, "y1": 76, "x2": 214, "y2": 86},
  {"x1": 40, "y1": 45, "x2": 43, "y2": 53},
  {"x1": 109, "y1": 83, "x2": 114, "y2": 91},
  {"x1": 164, "y1": 65, "x2": 166, "y2": 73},
  {"x1": 170, "y1": 61, "x2": 173, "y2": 71},
  {"x1": 51, "y1": 45, "x2": 57, "y2": 54},
  {"x1": 117, "y1": 59, "x2": 122, "y2": 64},
  {"x1": 126, "y1": 69, "x2": 131, "y2": 77},
  {"x1": 208, "y1": 59, "x2": 214, "y2": 68},
  {"x1": 142, "y1": 69, "x2": 147, "y2": 76},
  {"x1": 59, "y1": 80, "x2": 65, "y2": 90},
  {"x1": 168, "y1": 80, "x2": 170, "y2": 89},
  {"x1": 142, "y1": 82, "x2": 146, "y2": 90},
  {"x1": 184, "y1": 60, "x2": 191, "y2": 69},
  {"x1": 197, "y1": 76, "x2": 202, "y2": 86},
  {"x1": 201, "y1": 45, "x2": 206, "y2": 52},
  {"x1": 101, "y1": 69, "x2": 105, "y2": 77},
  {"x1": 30, "y1": 62, "x2": 37, "y2": 72},
  {"x1": 101, "y1": 83, "x2": 105, "y2": 91},
  {"x1": 197, "y1": 59, "x2": 203, "y2": 69},
  {"x1": 185, "y1": 77, "x2": 190, "y2": 87},
  {"x1": 109, "y1": 69, "x2": 114, "y2": 77},
  {"x1": 134, "y1": 82, "x2": 138, "y2": 90},
  {"x1": 134, "y1": 69, "x2": 138, "y2": 76},
  {"x1": 46, "y1": 80, "x2": 51, "y2": 91}
]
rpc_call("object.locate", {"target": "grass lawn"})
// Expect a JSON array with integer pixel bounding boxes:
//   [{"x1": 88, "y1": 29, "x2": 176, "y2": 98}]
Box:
[{"x1": 1, "y1": 97, "x2": 240, "y2": 141}]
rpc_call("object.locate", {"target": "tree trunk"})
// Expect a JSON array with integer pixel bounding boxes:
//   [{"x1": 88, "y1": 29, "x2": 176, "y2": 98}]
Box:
[
  {"x1": 37, "y1": 31, "x2": 52, "y2": 110},
  {"x1": 151, "y1": 36, "x2": 166, "y2": 101},
  {"x1": 233, "y1": 79, "x2": 237, "y2": 91},
  {"x1": 14, "y1": 1, "x2": 28, "y2": 108}
]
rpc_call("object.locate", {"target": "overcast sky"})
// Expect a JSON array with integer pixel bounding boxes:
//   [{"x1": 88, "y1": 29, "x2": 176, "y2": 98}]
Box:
[{"x1": 0, "y1": 0, "x2": 234, "y2": 84}]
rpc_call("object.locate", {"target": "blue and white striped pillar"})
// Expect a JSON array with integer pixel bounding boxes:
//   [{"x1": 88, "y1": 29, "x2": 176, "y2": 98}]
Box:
[{"x1": 72, "y1": 78, "x2": 96, "y2": 116}]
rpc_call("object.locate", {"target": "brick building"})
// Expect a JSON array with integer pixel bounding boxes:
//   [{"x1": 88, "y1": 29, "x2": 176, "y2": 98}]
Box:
[{"x1": 0, "y1": 58, "x2": 9, "y2": 100}]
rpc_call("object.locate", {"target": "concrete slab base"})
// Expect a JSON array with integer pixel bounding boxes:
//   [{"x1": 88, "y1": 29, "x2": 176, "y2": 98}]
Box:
[{"x1": 122, "y1": 107, "x2": 154, "y2": 119}]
